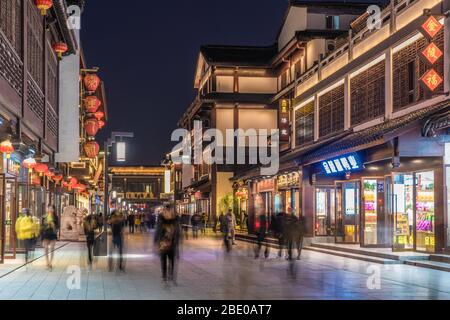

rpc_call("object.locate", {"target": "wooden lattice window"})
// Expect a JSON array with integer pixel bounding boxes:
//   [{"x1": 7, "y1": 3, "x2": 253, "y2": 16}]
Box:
[
  {"x1": 0, "y1": 0, "x2": 22, "y2": 57},
  {"x1": 393, "y1": 30, "x2": 444, "y2": 111},
  {"x1": 295, "y1": 101, "x2": 314, "y2": 146},
  {"x1": 26, "y1": 0, "x2": 44, "y2": 90},
  {"x1": 46, "y1": 43, "x2": 58, "y2": 108},
  {"x1": 351, "y1": 61, "x2": 385, "y2": 126},
  {"x1": 319, "y1": 85, "x2": 344, "y2": 138}
]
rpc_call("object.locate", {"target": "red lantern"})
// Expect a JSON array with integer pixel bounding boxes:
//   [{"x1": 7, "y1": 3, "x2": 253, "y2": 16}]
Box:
[
  {"x1": 94, "y1": 111, "x2": 104, "y2": 120},
  {"x1": 0, "y1": 140, "x2": 14, "y2": 159},
  {"x1": 83, "y1": 96, "x2": 102, "y2": 114},
  {"x1": 45, "y1": 171, "x2": 55, "y2": 178},
  {"x1": 74, "y1": 184, "x2": 87, "y2": 192},
  {"x1": 53, "y1": 42, "x2": 68, "y2": 59},
  {"x1": 23, "y1": 158, "x2": 37, "y2": 170},
  {"x1": 84, "y1": 118, "x2": 99, "y2": 137},
  {"x1": 32, "y1": 176, "x2": 41, "y2": 186},
  {"x1": 98, "y1": 120, "x2": 106, "y2": 129},
  {"x1": 53, "y1": 174, "x2": 63, "y2": 183},
  {"x1": 84, "y1": 74, "x2": 101, "y2": 92},
  {"x1": 84, "y1": 141, "x2": 100, "y2": 159},
  {"x1": 34, "y1": 163, "x2": 49, "y2": 176},
  {"x1": 70, "y1": 177, "x2": 78, "y2": 187},
  {"x1": 35, "y1": 0, "x2": 53, "y2": 16}
]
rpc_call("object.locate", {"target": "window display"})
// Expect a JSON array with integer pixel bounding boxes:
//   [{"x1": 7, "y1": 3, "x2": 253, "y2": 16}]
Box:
[
  {"x1": 363, "y1": 180, "x2": 377, "y2": 245},
  {"x1": 416, "y1": 171, "x2": 435, "y2": 252},
  {"x1": 393, "y1": 174, "x2": 414, "y2": 250}
]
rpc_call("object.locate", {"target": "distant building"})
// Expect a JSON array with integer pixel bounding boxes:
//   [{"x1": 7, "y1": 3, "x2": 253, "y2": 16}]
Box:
[{"x1": 109, "y1": 166, "x2": 170, "y2": 211}]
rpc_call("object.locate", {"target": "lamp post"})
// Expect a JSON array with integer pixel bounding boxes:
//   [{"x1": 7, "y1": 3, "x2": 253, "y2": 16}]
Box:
[{"x1": 96, "y1": 131, "x2": 133, "y2": 257}]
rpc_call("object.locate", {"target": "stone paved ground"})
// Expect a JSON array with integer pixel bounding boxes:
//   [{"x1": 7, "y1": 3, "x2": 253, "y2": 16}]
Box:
[{"x1": 0, "y1": 232, "x2": 449, "y2": 300}]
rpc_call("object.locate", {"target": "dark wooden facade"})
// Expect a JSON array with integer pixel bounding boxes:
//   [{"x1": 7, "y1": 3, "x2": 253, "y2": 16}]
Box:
[{"x1": 0, "y1": 0, "x2": 74, "y2": 154}]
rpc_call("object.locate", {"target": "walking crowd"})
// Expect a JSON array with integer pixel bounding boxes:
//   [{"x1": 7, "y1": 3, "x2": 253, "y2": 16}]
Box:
[{"x1": 14, "y1": 200, "x2": 305, "y2": 285}]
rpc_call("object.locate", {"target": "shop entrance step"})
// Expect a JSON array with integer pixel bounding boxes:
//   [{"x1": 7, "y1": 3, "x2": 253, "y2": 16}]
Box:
[
  {"x1": 304, "y1": 246, "x2": 400, "y2": 265},
  {"x1": 404, "y1": 260, "x2": 450, "y2": 272},
  {"x1": 310, "y1": 243, "x2": 429, "y2": 261},
  {"x1": 429, "y1": 254, "x2": 450, "y2": 264}
]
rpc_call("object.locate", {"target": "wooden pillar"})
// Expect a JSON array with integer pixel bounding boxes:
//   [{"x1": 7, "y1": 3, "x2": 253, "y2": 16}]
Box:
[
  {"x1": 344, "y1": 74, "x2": 351, "y2": 130},
  {"x1": 385, "y1": 48, "x2": 394, "y2": 119}
]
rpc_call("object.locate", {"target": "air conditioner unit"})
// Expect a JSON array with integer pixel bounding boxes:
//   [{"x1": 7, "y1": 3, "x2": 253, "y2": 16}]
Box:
[{"x1": 326, "y1": 40, "x2": 336, "y2": 53}]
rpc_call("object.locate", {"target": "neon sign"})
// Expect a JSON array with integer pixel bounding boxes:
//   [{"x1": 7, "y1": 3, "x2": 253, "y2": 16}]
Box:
[{"x1": 321, "y1": 154, "x2": 362, "y2": 174}]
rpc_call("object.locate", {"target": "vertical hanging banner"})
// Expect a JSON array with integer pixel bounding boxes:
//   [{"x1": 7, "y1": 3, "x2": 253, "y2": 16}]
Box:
[
  {"x1": 279, "y1": 99, "x2": 290, "y2": 142},
  {"x1": 418, "y1": 13, "x2": 444, "y2": 92}
]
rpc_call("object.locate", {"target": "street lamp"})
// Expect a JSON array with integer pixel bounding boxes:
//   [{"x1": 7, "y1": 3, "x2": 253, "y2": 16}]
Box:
[{"x1": 96, "y1": 131, "x2": 133, "y2": 257}]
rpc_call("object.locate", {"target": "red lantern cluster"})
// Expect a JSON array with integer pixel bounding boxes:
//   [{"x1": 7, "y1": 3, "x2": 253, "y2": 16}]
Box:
[
  {"x1": 84, "y1": 141, "x2": 100, "y2": 159},
  {"x1": 84, "y1": 74, "x2": 101, "y2": 92},
  {"x1": 74, "y1": 184, "x2": 87, "y2": 192},
  {"x1": 53, "y1": 42, "x2": 68, "y2": 59},
  {"x1": 35, "y1": 0, "x2": 53, "y2": 16},
  {"x1": 84, "y1": 96, "x2": 102, "y2": 114}
]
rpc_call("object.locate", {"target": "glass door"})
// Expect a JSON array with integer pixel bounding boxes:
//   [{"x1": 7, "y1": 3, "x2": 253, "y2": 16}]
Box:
[
  {"x1": 392, "y1": 174, "x2": 415, "y2": 251},
  {"x1": 415, "y1": 171, "x2": 435, "y2": 252},
  {"x1": 336, "y1": 181, "x2": 360, "y2": 243},
  {"x1": 315, "y1": 187, "x2": 335, "y2": 236},
  {"x1": 4, "y1": 178, "x2": 17, "y2": 259},
  {"x1": 362, "y1": 178, "x2": 389, "y2": 247}
]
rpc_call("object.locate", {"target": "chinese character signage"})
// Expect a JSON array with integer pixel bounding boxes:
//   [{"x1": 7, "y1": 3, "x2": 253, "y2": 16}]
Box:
[
  {"x1": 321, "y1": 153, "x2": 362, "y2": 175},
  {"x1": 419, "y1": 14, "x2": 443, "y2": 93},
  {"x1": 420, "y1": 42, "x2": 443, "y2": 65},
  {"x1": 279, "y1": 99, "x2": 290, "y2": 142},
  {"x1": 277, "y1": 172, "x2": 300, "y2": 189},
  {"x1": 420, "y1": 69, "x2": 443, "y2": 92},
  {"x1": 420, "y1": 15, "x2": 443, "y2": 39}
]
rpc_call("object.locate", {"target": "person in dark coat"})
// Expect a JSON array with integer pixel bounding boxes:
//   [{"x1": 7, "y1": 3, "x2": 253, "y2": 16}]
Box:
[
  {"x1": 255, "y1": 214, "x2": 269, "y2": 259},
  {"x1": 191, "y1": 213, "x2": 201, "y2": 239},
  {"x1": 127, "y1": 213, "x2": 135, "y2": 234},
  {"x1": 108, "y1": 209, "x2": 125, "y2": 272},
  {"x1": 271, "y1": 211, "x2": 285, "y2": 258},
  {"x1": 154, "y1": 205, "x2": 181, "y2": 283},
  {"x1": 83, "y1": 213, "x2": 98, "y2": 266},
  {"x1": 295, "y1": 216, "x2": 306, "y2": 260},
  {"x1": 283, "y1": 210, "x2": 299, "y2": 261}
]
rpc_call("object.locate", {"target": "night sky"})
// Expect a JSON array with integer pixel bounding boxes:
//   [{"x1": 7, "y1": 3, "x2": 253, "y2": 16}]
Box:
[{"x1": 80, "y1": 0, "x2": 288, "y2": 166}]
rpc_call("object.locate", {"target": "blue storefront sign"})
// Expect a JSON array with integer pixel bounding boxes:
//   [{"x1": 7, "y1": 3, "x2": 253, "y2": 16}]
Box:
[{"x1": 321, "y1": 153, "x2": 362, "y2": 175}]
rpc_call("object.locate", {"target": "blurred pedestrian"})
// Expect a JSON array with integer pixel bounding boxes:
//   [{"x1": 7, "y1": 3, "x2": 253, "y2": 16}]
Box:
[
  {"x1": 295, "y1": 215, "x2": 306, "y2": 260},
  {"x1": 227, "y1": 209, "x2": 237, "y2": 245},
  {"x1": 272, "y1": 211, "x2": 285, "y2": 258},
  {"x1": 191, "y1": 213, "x2": 201, "y2": 239},
  {"x1": 201, "y1": 213, "x2": 207, "y2": 235},
  {"x1": 97, "y1": 212, "x2": 104, "y2": 231},
  {"x1": 83, "y1": 212, "x2": 98, "y2": 267},
  {"x1": 254, "y1": 214, "x2": 269, "y2": 259},
  {"x1": 135, "y1": 214, "x2": 141, "y2": 233},
  {"x1": 108, "y1": 209, "x2": 125, "y2": 272},
  {"x1": 15, "y1": 208, "x2": 38, "y2": 264},
  {"x1": 221, "y1": 211, "x2": 233, "y2": 252},
  {"x1": 283, "y1": 209, "x2": 298, "y2": 261},
  {"x1": 41, "y1": 205, "x2": 59, "y2": 270},
  {"x1": 154, "y1": 205, "x2": 181, "y2": 284},
  {"x1": 127, "y1": 213, "x2": 135, "y2": 234}
]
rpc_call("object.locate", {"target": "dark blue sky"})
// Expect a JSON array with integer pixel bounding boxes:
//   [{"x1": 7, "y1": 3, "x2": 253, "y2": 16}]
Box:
[
  {"x1": 80, "y1": 0, "x2": 287, "y2": 165},
  {"x1": 82, "y1": 0, "x2": 287, "y2": 164}
]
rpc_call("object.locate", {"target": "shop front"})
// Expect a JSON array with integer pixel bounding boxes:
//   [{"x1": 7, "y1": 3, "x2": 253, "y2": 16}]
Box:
[
  {"x1": 309, "y1": 150, "x2": 443, "y2": 253},
  {"x1": 252, "y1": 178, "x2": 275, "y2": 231},
  {"x1": 276, "y1": 172, "x2": 301, "y2": 216}
]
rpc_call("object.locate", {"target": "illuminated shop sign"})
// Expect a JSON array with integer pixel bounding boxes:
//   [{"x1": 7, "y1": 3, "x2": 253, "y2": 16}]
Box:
[
  {"x1": 321, "y1": 154, "x2": 362, "y2": 175},
  {"x1": 279, "y1": 99, "x2": 290, "y2": 142}
]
